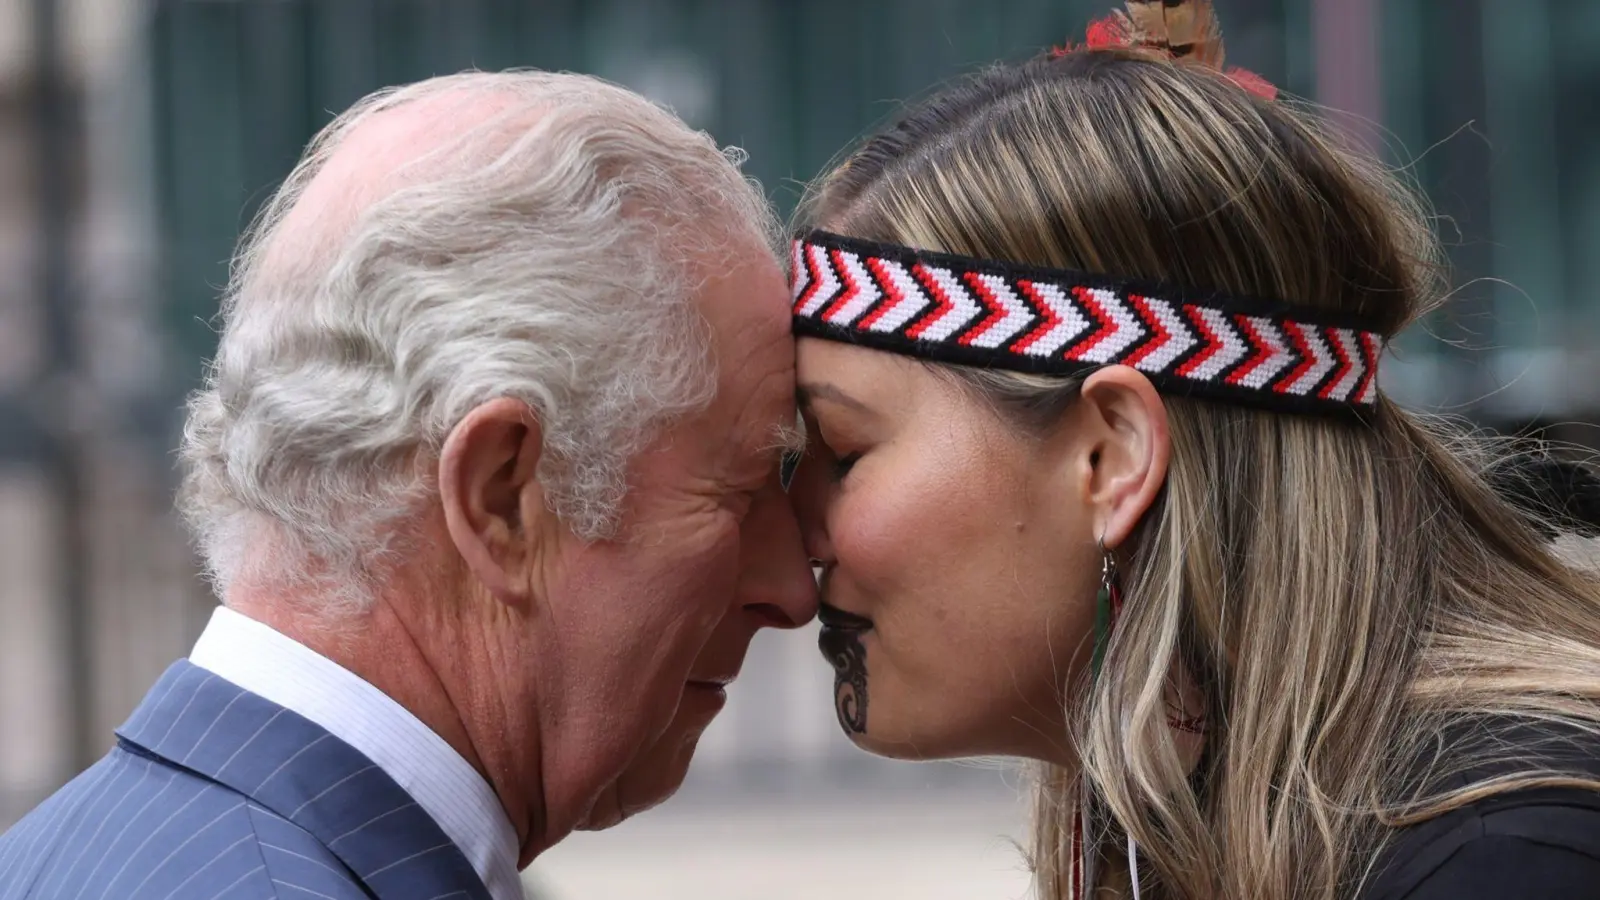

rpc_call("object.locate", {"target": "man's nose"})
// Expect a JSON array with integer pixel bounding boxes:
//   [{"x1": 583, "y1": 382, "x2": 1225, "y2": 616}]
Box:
[{"x1": 736, "y1": 473, "x2": 819, "y2": 629}]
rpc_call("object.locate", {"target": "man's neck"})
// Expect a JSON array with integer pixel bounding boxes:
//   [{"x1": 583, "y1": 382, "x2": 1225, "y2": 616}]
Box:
[{"x1": 224, "y1": 584, "x2": 541, "y2": 854}]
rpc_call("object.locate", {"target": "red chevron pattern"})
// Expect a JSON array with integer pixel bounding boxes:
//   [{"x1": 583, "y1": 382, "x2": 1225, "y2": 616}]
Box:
[
  {"x1": 1065, "y1": 286, "x2": 1118, "y2": 363},
  {"x1": 821, "y1": 248, "x2": 881, "y2": 326},
  {"x1": 907, "y1": 263, "x2": 981, "y2": 342},
  {"x1": 961, "y1": 272, "x2": 1034, "y2": 349},
  {"x1": 1277, "y1": 321, "x2": 1335, "y2": 397},
  {"x1": 792, "y1": 233, "x2": 1386, "y2": 414},
  {"x1": 790, "y1": 239, "x2": 810, "y2": 306},
  {"x1": 1357, "y1": 331, "x2": 1382, "y2": 405},
  {"x1": 1228, "y1": 314, "x2": 1295, "y2": 391},
  {"x1": 1175, "y1": 305, "x2": 1246, "y2": 381},
  {"x1": 793, "y1": 243, "x2": 836, "y2": 318},
  {"x1": 1126, "y1": 295, "x2": 1197, "y2": 373},
  {"x1": 1013, "y1": 280, "x2": 1086, "y2": 357},
  {"x1": 863, "y1": 257, "x2": 929, "y2": 333},
  {"x1": 1321, "y1": 328, "x2": 1361, "y2": 402}
]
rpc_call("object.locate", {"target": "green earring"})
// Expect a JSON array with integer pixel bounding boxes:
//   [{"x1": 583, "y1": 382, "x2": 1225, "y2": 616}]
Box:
[{"x1": 1090, "y1": 540, "x2": 1119, "y2": 684}]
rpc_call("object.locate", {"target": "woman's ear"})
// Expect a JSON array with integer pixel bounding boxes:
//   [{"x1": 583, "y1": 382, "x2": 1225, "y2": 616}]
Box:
[
  {"x1": 438, "y1": 397, "x2": 547, "y2": 608},
  {"x1": 1076, "y1": 365, "x2": 1171, "y2": 549}
]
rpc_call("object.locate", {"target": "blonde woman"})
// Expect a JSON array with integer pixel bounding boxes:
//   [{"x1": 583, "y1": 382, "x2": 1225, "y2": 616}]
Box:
[{"x1": 786, "y1": 2, "x2": 1600, "y2": 898}]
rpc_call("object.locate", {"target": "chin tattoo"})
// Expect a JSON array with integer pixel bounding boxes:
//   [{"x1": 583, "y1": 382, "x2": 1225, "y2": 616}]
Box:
[{"x1": 818, "y1": 627, "x2": 869, "y2": 734}]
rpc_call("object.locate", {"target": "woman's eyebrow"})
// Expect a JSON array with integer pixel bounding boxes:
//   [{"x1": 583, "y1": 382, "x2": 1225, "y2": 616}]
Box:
[{"x1": 796, "y1": 382, "x2": 874, "y2": 416}]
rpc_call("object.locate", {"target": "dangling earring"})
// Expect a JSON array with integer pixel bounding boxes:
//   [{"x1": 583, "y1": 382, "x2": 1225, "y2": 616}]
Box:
[
  {"x1": 1090, "y1": 537, "x2": 1121, "y2": 684},
  {"x1": 1087, "y1": 539, "x2": 1144, "y2": 899}
]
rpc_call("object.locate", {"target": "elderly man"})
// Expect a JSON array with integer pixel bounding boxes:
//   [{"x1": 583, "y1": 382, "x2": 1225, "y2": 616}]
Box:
[{"x1": 0, "y1": 71, "x2": 816, "y2": 899}]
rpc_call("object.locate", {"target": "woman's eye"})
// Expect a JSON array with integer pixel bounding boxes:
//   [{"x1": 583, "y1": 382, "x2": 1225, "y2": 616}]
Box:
[{"x1": 832, "y1": 452, "x2": 863, "y2": 481}]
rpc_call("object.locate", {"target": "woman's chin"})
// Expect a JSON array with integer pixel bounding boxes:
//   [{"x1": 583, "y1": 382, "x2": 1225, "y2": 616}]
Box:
[
  {"x1": 841, "y1": 711, "x2": 1060, "y2": 764},
  {"x1": 844, "y1": 725, "x2": 970, "y2": 761}
]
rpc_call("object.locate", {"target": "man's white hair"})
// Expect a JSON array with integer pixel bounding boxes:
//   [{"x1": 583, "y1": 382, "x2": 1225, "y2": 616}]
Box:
[{"x1": 178, "y1": 71, "x2": 779, "y2": 612}]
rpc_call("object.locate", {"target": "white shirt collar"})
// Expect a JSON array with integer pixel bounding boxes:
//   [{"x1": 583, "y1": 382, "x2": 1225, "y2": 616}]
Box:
[{"x1": 188, "y1": 606, "x2": 524, "y2": 900}]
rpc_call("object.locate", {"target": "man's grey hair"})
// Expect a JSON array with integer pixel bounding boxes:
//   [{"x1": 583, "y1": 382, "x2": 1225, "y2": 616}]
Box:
[{"x1": 178, "y1": 71, "x2": 780, "y2": 612}]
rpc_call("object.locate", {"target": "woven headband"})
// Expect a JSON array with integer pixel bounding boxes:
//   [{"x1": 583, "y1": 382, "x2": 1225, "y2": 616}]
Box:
[{"x1": 791, "y1": 230, "x2": 1386, "y2": 416}]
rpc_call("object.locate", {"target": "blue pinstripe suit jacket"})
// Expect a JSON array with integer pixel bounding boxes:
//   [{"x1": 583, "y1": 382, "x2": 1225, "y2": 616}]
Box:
[{"x1": 0, "y1": 660, "x2": 498, "y2": 899}]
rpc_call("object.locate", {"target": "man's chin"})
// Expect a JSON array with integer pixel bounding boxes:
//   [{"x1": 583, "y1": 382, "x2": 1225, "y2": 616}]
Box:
[{"x1": 574, "y1": 721, "x2": 708, "y2": 831}]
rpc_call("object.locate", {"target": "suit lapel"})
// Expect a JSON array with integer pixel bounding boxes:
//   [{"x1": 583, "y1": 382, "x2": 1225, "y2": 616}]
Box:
[{"x1": 117, "y1": 661, "x2": 494, "y2": 900}]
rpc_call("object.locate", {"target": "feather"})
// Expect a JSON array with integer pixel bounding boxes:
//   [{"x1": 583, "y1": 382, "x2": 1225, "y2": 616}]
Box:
[
  {"x1": 1122, "y1": 0, "x2": 1228, "y2": 68},
  {"x1": 1083, "y1": 11, "x2": 1134, "y2": 49},
  {"x1": 1122, "y1": 0, "x2": 1170, "y2": 45},
  {"x1": 1064, "y1": 0, "x2": 1279, "y2": 100}
]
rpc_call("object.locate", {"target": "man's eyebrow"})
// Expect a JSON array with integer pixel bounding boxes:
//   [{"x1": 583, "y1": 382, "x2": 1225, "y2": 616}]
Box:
[
  {"x1": 762, "y1": 411, "x2": 808, "y2": 458},
  {"x1": 760, "y1": 413, "x2": 808, "y2": 491},
  {"x1": 796, "y1": 382, "x2": 874, "y2": 416}
]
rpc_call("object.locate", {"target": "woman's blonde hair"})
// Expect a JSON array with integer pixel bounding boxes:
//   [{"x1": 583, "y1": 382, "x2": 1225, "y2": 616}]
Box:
[{"x1": 800, "y1": 47, "x2": 1600, "y2": 899}]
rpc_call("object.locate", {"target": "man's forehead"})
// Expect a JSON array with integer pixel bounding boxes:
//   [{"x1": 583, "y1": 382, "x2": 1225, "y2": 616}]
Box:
[
  {"x1": 703, "y1": 249, "x2": 794, "y2": 388},
  {"x1": 737, "y1": 363, "x2": 801, "y2": 451},
  {"x1": 719, "y1": 340, "x2": 800, "y2": 475}
]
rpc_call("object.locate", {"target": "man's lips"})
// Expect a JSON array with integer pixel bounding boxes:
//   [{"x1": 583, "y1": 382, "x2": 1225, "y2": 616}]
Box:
[{"x1": 817, "y1": 601, "x2": 874, "y2": 631}]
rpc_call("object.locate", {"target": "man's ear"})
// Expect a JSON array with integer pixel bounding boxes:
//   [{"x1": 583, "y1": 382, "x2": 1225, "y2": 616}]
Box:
[
  {"x1": 1075, "y1": 366, "x2": 1171, "y2": 550},
  {"x1": 438, "y1": 397, "x2": 546, "y2": 608}
]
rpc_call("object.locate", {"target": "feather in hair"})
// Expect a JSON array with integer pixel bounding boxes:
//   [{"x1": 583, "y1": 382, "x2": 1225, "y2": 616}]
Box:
[{"x1": 1122, "y1": 0, "x2": 1227, "y2": 67}]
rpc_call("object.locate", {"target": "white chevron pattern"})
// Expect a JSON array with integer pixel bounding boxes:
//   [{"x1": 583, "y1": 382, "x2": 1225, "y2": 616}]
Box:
[
  {"x1": 863, "y1": 258, "x2": 930, "y2": 334},
  {"x1": 790, "y1": 235, "x2": 1385, "y2": 410},
  {"x1": 1230, "y1": 315, "x2": 1295, "y2": 389},
  {"x1": 1177, "y1": 306, "x2": 1248, "y2": 382},
  {"x1": 1326, "y1": 328, "x2": 1366, "y2": 401},
  {"x1": 1129, "y1": 296, "x2": 1196, "y2": 373},
  {"x1": 1282, "y1": 321, "x2": 1336, "y2": 396},
  {"x1": 1014, "y1": 281, "x2": 1089, "y2": 357},
  {"x1": 1358, "y1": 332, "x2": 1382, "y2": 404},
  {"x1": 1073, "y1": 288, "x2": 1145, "y2": 364},
  {"x1": 963, "y1": 273, "x2": 1034, "y2": 348},
  {"x1": 822, "y1": 251, "x2": 882, "y2": 326},
  {"x1": 789, "y1": 240, "x2": 810, "y2": 306},
  {"x1": 910, "y1": 264, "x2": 982, "y2": 343},
  {"x1": 795, "y1": 244, "x2": 837, "y2": 318}
]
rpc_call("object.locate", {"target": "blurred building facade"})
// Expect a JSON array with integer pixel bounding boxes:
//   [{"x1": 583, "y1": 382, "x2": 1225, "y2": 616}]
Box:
[{"x1": 3, "y1": 5, "x2": 1600, "y2": 892}]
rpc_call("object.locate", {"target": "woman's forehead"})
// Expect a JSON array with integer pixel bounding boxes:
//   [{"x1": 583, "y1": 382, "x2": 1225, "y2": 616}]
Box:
[{"x1": 796, "y1": 339, "x2": 939, "y2": 409}]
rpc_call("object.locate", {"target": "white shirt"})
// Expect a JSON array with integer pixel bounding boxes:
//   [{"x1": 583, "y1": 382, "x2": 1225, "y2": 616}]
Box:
[{"x1": 188, "y1": 606, "x2": 524, "y2": 900}]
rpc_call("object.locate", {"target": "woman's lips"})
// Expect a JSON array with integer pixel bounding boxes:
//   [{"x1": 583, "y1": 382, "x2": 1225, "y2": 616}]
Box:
[{"x1": 817, "y1": 601, "x2": 874, "y2": 631}]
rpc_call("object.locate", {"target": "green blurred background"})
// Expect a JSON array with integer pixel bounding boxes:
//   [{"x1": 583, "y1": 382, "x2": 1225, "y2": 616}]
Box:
[{"x1": 142, "y1": 0, "x2": 1600, "y2": 430}]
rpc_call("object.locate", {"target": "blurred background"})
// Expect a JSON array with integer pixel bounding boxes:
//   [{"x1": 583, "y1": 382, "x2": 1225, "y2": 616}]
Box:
[{"x1": 1, "y1": 0, "x2": 1597, "y2": 897}]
